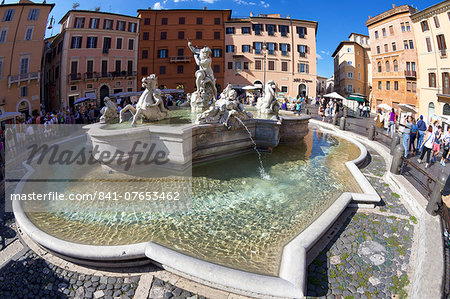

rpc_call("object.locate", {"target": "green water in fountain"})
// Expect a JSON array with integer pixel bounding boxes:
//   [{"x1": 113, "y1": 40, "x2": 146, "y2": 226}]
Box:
[{"x1": 23, "y1": 128, "x2": 360, "y2": 276}]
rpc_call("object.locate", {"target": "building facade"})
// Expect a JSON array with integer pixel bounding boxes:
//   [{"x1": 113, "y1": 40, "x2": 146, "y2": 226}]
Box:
[
  {"x1": 366, "y1": 4, "x2": 419, "y2": 112},
  {"x1": 0, "y1": 0, "x2": 53, "y2": 116},
  {"x1": 137, "y1": 8, "x2": 231, "y2": 94},
  {"x1": 332, "y1": 33, "x2": 371, "y2": 100},
  {"x1": 317, "y1": 75, "x2": 327, "y2": 97},
  {"x1": 224, "y1": 14, "x2": 318, "y2": 99},
  {"x1": 411, "y1": 0, "x2": 450, "y2": 123},
  {"x1": 44, "y1": 10, "x2": 139, "y2": 110}
]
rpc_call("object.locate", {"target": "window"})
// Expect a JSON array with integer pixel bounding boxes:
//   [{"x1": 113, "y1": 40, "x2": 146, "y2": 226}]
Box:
[
  {"x1": 209, "y1": 48, "x2": 221, "y2": 58},
  {"x1": 160, "y1": 32, "x2": 167, "y2": 40},
  {"x1": 348, "y1": 72, "x2": 353, "y2": 78},
  {"x1": 437, "y1": 34, "x2": 447, "y2": 50},
  {"x1": 71, "y1": 36, "x2": 82, "y2": 49},
  {"x1": 103, "y1": 37, "x2": 111, "y2": 50},
  {"x1": 378, "y1": 81, "x2": 382, "y2": 89},
  {"x1": 389, "y1": 25, "x2": 394, "y2": 35},
  {"x1": 282, "y1": 61, "x2": 288, "y2": 72},
  {"x1": 196, "y1": 17, "x2": 202, "y2": 25},
  {"x1": 348, "y1": 85, "x2": 353, "y2": 92},
  {"x1": 116, "y1": 38, "x2": 122, "y2": 49},
  {"x1": 176, "y1": 48, "x2": 183, "y2": 56},
  {"x1": 377, "y1": 61, "x2": 382, "y2": 72},
  {"x1": 280, "y1": 43, "x2": 289, "y2": 56},
  {"x1": 86, "y1": 36, "x2": 97, "y2": 48},
  {"x1": 407, "y1": 81, "x2": 412, "y2": 92},
  {"x1": 347, "y1": 47, "x2": 351, "y2": 53},
  {"x1": 426, "y1": 37, "x2": 432, "y2": 52},
  {"x1": 3, "y1": 9, "x2": 14, "y2": 22},
  {"x1": 409, "y1": 40, "x2": 414, "y2": 49},
  {"x1": 243, "y1": 62, "x2": 249, "y2": 70},
  {"x1": 161, "y1": 18, "x2": 168, "y2": 25},
  {"x1": 443, "y1": 72, "x2": 450, "y2": 89},
  {"x1": 253, "y1": 24, "x2": 263, "y2": 35},
  {"x1": 394, "y1": 81, "x2": 398, "y2": 91},
  {"x1": 421, "y1": 20, "x2": 429, "y2": 32},
  {"x1": 213, "y1": 65, "x2": 220, "y2": 73},
  {"x1": 267, "y1": 42, "x2": 276, "y2": 55},
  {"x1": 226, "y1": 45, "x2": 235, "y2": 53},
  {"x1": 393, "y1": 60, "x2": 398, "y2": 72},
  {"x1": 115, "y1": 60, "x2": 121, "y2": 73},
  {"x1": 268, "y1": 60, "x2": 275, "y2": 71},
  {"x1": 235, "y1": 61, "x2": 242, "y2": 72},
  {"x1": 296, "y1": 26, "x2": 307, "y2": 38},
  {"x1": 254, "y1": 42, "x2": 262, "y2": 54},
  {"x1": 89, "y1": 18, "x2": 99, "y2": 29},
  {"x1": 226, "y1": 27, "x2": 235, "y2": 34},
  {"x1": 242, "y1": 27, "x2": 251, "y2": 34},
  {"x1": 429, "y1": 73, "x2": 436, "y2": 87},
  {"x1": 384, "y1": 44, "x2": 388, "y2": 52},
  {"x1": 116, "y1": 21, "x2": 126, "y2": 31},
  {"x1": 28, "y1": 8, "x2": 39, "y2": 21},
  {"x1": 404, "y1": 40, "x2": 409, "y2": 49},
  {"x1": 382, "y1": 28, "x2": 386, "y2": 37},
  {"x1": 20, "y1": 86, "x2": 28, "y2": 97},
  {"x1": 401, "y1": 22, "x2": 405, "y2": 32},
  {"x1": 348, "y1": 61, "x2": 352, "y2": 65},
  {"x1": 298, "y1": 44, "x2": 307, "y2": 57},
  {"x1": 177, "y1": 65, "x2": 184, "y2": 73},
  {"x1": 177, "y1": 31, "x2": 184, "y2": 39},
  {"x1": 375, "y1": 31, "x2": 379, "y2": 39},
  {"x1": 214, "y1": 18, "x2": 220, "y2": 25},
  {"x1": 267, "y1": 24, "x2": 275, "y2": 36},
  {"x1": 281, "y1": 86, "x2": 288, "y2": 93},
  {"x1": 242, "y1": 45, "x2": 250, "y2": 53},
  {"x1": 157, "y1": 49, "x2": 168, "y2": 58},
  {"x1": 385, "y1": 61, "x2": 390, "y2": 72},
  {"x1": 25, "y1": 27, "x2": 33, "y2": 40},
  {"x1": 104, "y1": 19, "x2": 113, "y2": 30},
  {"x1": 0, "y1": 29, "x2": 7, "y2": 43},
  {"x1": 386, "y1": 81, "x2": 390, "y2": 90},
  {"x1": 406, "y1": 22, "x2": 410, "y2": 31},
  {"x1": 214, "y1": 32, "x2": 220, "y2": 40},
  {"x1": 159, "y1": 66, "x2": 165, "y2": 74},
  {"x1": 196, "y1": 31, "x2": 202, "y2": 39},
  {"x1": 142, "y1": 50, "x2": 148, "y2": 59},
  {"x1": 433, "y1": 16, "x2": 440, "y2": 28},
  {"x1": 299, "y1": 63, "x2": 307, "y2": 73},
  {"x1": 392, "y1": 42, "x2": 396, "y2": 51},
  {"x1": 142, "y1": 67, "x2": 148, "y2": 76},
  {"x1": 128, "y1": 39, "x2": 134, "y2": 50},
  {"x1": 179, "y1": 17, "x2": 185, "y2": 24},
  {"x1": 412, "y1": 82, "x2": 416, "y2": 93},
  {"x1": 227, "y1": 62, "x2": 233, "y2": 70},
  {"x1": 279, "y1": 25, "x2": 288, "y2": 37},
  {"x1": 144, "y1": 18, "x2": 150, "y2": 25},
  {"x1": 74, "y1": 17, "x2": 85, "y2": 28},
  {"x1": 376, "y1": 46, "x2": 380, "y2": 54},
  {"x1": 255, "y1": 60, "x2": 262, "y2": 70},
  {"x1": 143, "y1": 32, "x2": 149, "y2": 40},
  {"x1": 128, "y1": 22, "x2": 137, "y2": 33},
  {"x1": 20, "y1": 57, "x2": 29, "y2": 74}
]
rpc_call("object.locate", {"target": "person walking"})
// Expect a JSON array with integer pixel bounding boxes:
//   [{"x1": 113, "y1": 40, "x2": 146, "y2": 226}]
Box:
[
  {"x1": 441, "y1": 126, "x2": 450, "y2": 166},
  {"x1": 388, "y1": 108, "x2": 396, "y2": 137},
  {"x1": 432, "y1": 126, "x2": 442, "y2": 164},
  {"x1": 416, "y1": 115, "x2": 427, "y2": 154},
  {"x1": 409, "y1": 119, "x2": 418, "y2": 153},
  {"x1": 418, "y1": 125, "x2": 435, "y2": 168},
  {"x1": 402, "y1": 116, "x2": 412, "y2": 158},
  {"x1": 358, "y1": 103, "x2": 363, "y2": 117}
]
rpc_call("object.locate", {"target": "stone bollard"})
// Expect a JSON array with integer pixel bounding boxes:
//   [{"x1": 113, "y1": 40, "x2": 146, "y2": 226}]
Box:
[
  {"x1": 390, "y1": 144, "x2": 404, "y2": 175},
  {"x1": 339, "y1": 117, "x2": 346, "y2": 130},
  {"x1": 368, "y1": 124, "x2": 376, "y2": 140},
  {"x1": 426, "y1": 172, "x2": 447, "y2": 216},
  {"x1": 332, "y1": 114, "x2": 338, "y2": 125},
  {"x1": 390, "y1": 134, "x2": 401, "y2": 155}
]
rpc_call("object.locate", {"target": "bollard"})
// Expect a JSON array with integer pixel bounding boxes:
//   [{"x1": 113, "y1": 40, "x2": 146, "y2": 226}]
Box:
[
  {"x1": 426, "y1": 172, "x2": 447, "y2": 216},
  {"x1": 332, "y1": 114, "x2": 338, "y2": 125},
  {"x1": 305, "y1": 108, "x2": 309, "y2": 115},
  {"x1": 390, "y1": 144, "x2": 404, "y2": 175},
  {"x1": 339, "y1": 117, "x2": 346, "y2": 130},
  {"x1": 390, "y1": 134, "x2": 401, "y2": 155},
  {"x1": 368, "y1": 124, "x2": 376, "y2": 140}
]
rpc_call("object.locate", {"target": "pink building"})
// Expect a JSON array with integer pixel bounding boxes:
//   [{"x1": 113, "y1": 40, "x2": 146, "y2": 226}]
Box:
[
  {"x1": 44, "y1": 10, "x2": 139, "y2": 110},
  {"x1": 224, "y1": 14, "x2": 317, "y2": 99}
]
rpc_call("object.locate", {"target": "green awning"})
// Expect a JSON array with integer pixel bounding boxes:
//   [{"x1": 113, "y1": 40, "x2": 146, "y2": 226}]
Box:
[{"x1": 348, "y1": 95, "x2": 365, "y2": 102}]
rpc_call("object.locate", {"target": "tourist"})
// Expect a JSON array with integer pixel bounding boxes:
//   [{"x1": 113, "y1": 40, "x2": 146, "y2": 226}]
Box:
[
  {"x1": 324, "y1": 103, "x2": 331, "y2": 123},
  {"x1": 442, "y1": 175, "x2": 450, "y2": 209},
  {"x1": 409, "y1": 119, "x2": 418, "y2": 154},
  {"x1": 402, "y1": 116, "x2": 412, "y2": 158},
  {"x1": 358, "y1": 103, "x2": 363, "y2": 117},
  {"x1": 416, "y1": 115, "x2": 427, "y2": 154},
  {"x1": 375, "y1": 109, "x2": 384, "y2": 128},
  {"x1": 296, "y1": 100, "x2": 302, "y2": 114},
  {"x1": 432, "y1": 126, "x2": 442, "y2": 164},
  {"x1": 441, "y1": 126, "x2": 450, "y2": 167},
  {"x1": 282, "y1": 100, "x2": 288, "y2": 111},
  {"x1": 418, "y1": 125, "x2": 435, "y2": 169},
  {"x1": 388, "y1": 108, "x2": 396, "y2": 137}
]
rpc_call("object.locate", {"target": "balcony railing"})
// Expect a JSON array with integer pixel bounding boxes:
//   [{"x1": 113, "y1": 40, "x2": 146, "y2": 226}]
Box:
[
  {"x1": 299, "y1": 52, "x2": 307, "y2": 58},
  {"x1": 169, "y1": 56, "x2": 191, "y2": 63},
  {"x1": 8, "y1": 72, "x2": 40, "y2": 86},
  {"x1": 68, "y1": 73, "x2": 82, "y2": 82},
  {"x1": 404, "y1": 70, "x2": 417, "y2": 79},
  {"x1": 102, "y1": 48, "x2": 109, "y2": 54}
]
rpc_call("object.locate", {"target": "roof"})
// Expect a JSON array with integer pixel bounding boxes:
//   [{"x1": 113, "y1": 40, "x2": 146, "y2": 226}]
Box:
[
  {"x1": 411, "y1": 0, "x2": 450, "y2": 22},
  {"x1": 0, "y1": 0, "x2": 54, "y2": 9},
  {"x1": 348, "y1": 32, "x2": 369, "y2": 38},
  {"x1": 226, "y1": 16, "x2": 318, "y2": 27},
  {"x1": 366, "y1": 5, "x2": 417, "y2": 27},
  {"x1": 59, "y1": 9, "x2": 139, "y2": 24},
  {"x1": 332, "y1": 41, "x2": 362, "y2": 57},
  {"x1": 137, "y1": 8, "x2": 232, "y2": 13}
]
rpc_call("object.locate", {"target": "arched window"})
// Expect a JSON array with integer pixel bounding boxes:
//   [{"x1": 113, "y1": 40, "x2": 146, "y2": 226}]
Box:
[
  {"x1": 428, "y1": 102, "x2": 435, "y2": 123},
  {"x1": 393, "y1": 60, "x2": 398, "y2": 72},
  {"x1": 385, "y1": 61, "x2": 390, "y2": 72},
  {"x1": 443, "y1": 103, "x2": 450, "y2": 116},
  {"x1": 377, "y1": 62, "x2": 382, "y2": 72}
]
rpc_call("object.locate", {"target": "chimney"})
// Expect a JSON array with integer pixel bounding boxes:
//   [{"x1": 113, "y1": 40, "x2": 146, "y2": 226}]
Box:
[
  {"x1": 392, "y1": 4, "x2": 395, "y2": 8},
  {"x1": 368, "y1": 15, "x2": 371, "y2": 19},
  {"x1": 203, "y1": 6, "x2": 207, "y2": 10}
]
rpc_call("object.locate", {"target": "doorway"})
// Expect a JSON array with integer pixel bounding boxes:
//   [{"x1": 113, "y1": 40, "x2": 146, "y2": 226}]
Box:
[
  {"x1": 298, "y1": 84, "x2": 307, "y2": 98},
  {"x1": 100, "y1": 85, "x2": 110, "y2": 107}
]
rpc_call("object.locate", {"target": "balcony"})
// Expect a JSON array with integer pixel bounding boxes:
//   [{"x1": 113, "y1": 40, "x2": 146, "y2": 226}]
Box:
[
  {"x1": 8, "y1": 72, "x2": 40, "y2": 87},
  {"x1": 404, "y1": 70, "x2": 417, "y2": 79},
  {"x1": 299, "y1": 52, "x2": 307, "y2": 58},
  {"x1": 440, "y1": 49, "x2": 447, "y2": 58},
  {"x1": 169, "y1": 56, "x2": 191, "y2": 63},
  {"x1": 68, "y1": 73, "x2": 82, "y2": 83},
  {"x1": 84, "y1": 72, "x2": 96, "y2": 80}
]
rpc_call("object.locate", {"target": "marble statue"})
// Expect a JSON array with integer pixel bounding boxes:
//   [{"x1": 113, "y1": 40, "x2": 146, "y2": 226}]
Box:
[
  {"x1": 119, "y1": 75, "x2": 169, "y2": 127},
  {"x1": 257, "y1": 80, "x2": 280, "y2": 118},
  {"x1": 188, "y1": 41, "x2": 217, "y2": 112},
  {"x1": 196, "y1": 84, "x2": 253, "y2": 129},
  {"x1": 99, "y1": 97, "x2": 118, "y2": 123}
]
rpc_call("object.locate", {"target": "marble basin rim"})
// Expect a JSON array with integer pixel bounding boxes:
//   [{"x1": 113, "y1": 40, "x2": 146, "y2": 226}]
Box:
[{"x1": 13, "y1": 123, "x2": 380, "y2": 299}]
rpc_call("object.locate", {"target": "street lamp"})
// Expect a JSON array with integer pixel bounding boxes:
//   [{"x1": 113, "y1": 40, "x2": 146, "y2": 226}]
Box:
[{"x1": 262, "y1": 42, "x2": 267, "y2": 96}]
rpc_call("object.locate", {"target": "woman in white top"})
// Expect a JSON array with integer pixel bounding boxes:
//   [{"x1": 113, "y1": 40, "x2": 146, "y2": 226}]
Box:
[{"x1": 418, "y1": 125, "x2": 435, "y2": 168}]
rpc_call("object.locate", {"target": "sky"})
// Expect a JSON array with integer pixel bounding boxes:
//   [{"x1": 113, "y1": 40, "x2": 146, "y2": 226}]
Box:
[{"x1": 6, "y1": 0, "x2": 441, "y2": 77}]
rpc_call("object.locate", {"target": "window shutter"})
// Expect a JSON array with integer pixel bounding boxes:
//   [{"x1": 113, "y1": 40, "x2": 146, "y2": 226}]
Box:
[
  {"x1": 260, "y1": 24, "x2": 264, "y2": 32},
  {"x1": 304, "y1": 27, "x2": 307, "y2": 35},
  {"x1": 306, "y1": 64, "x2": 309, "y2": 74},
  {"x1": 297, "y1": 44, "x2": 300, "y2": 52},
  {"x1": 274, "y1": 43, "x2": 277, "y2": 51},
  {"x1": 273, "y1": 24, "x2": 277, "y2": 32},
  {"x1": 306, "y1": 45, "x2": 309, "y2": 53},
  {"x1": 279, "y1": 43, "x2": 283, "y2": 50},
  {"x1": 287, "y1": 44, "x2": 291, "y2": 52},
  {"x1": 296, "y1": 27, "x2": 299, "y2": 34},
  {"x1": 249, "y1": 45, "x2": 252, "y2": 51},
  {"x1": 234, "y1": 45, "x2": 236, "y2": 53},
  {"x1": 278, "y1": 25, "x2": 282, "y2": 32},
  {"x1": 253, "y1": 42, "x2": 256, "y2": 50},
  {"x1": 265, "y1": 24, "x2": 268, "y2": 31},
  {"x1": 287, "y1": 26, "x2": 290, "y2": 33}
]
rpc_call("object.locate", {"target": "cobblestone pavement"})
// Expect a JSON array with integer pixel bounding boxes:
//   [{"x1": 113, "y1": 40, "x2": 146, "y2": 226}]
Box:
[{"x1": 306, "y1": 147, "x2": 416, "y2": 299}]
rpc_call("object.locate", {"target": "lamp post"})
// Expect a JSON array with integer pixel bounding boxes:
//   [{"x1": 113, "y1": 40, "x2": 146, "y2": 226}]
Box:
[{"x1": 262, "y1": 42, "x2": 267, "y2": 96}]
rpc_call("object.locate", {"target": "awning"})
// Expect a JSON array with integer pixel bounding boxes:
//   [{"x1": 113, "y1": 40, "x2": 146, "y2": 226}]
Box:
[
  {"x1": 74, "y1": 96, "x2": 96, "y2": 105},
  {"x1": 323, "y1": 92, "x2": 346, "y2": 101},
  {"x1": 109, "y1": 91, "x2": 143, "y2": 98},
  {"x1": 347, "y1": 95, "x2": 365, "y2": 103},
  {"x1": 398, "y1": 104, "x2": 417, "y2": 113}
]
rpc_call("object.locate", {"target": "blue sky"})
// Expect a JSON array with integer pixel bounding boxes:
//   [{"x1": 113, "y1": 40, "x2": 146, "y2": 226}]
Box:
[{"x1": 7, "y1": 0, "x2": 440, "y2": 77}]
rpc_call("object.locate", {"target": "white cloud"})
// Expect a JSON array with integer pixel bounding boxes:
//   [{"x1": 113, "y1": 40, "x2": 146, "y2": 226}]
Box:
[
  {"x1": 152, "y1": 1, "x2": 164, "y2": 9},
  {"x1": 317, "y1": 53, "x2": 323, "y2": 60},
  {"x1": 234, "y1": 0, "x2": 256, "y2": 4},
  {"x1": 320, "y1": 50, "x2": 330, "y2": 55},
  {"x1": 260, "y1": 0, "x2": 269, "y2": 7},
  {"x1": 200, "y1": 0, "x2": 218, "y2": 3}
]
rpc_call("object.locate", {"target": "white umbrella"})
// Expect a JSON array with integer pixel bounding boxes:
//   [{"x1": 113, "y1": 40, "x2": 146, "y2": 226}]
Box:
[
  {"x1": 242, "y1": 85, "x2": 258, "y2": 90},
  {"x1": 323, "y1": 92, "x2": 346, "y2": 101},
  {"x1": 377, "y1": 103, "x2": 392, "y2": 111},
  {"x1": 398, "y1": 104, "x2": 417, "y2": 113}
]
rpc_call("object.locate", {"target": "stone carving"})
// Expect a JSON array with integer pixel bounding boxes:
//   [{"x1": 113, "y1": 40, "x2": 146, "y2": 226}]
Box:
[
  {"x1": 99, "y1": 97, "x2": 118, "y2": 123},
  {"x1": 188, "y1": 41, "x2": 217, "y2": 112},
  {"x1": 119, "y1": 75, "x2": 169, "y2": 127},
  {"x1": 196, "y1": 84, "x2": 253, "y2": 129},
  {"x1": 257, "y1": 80, "x2": 280, "y2": 117}
]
